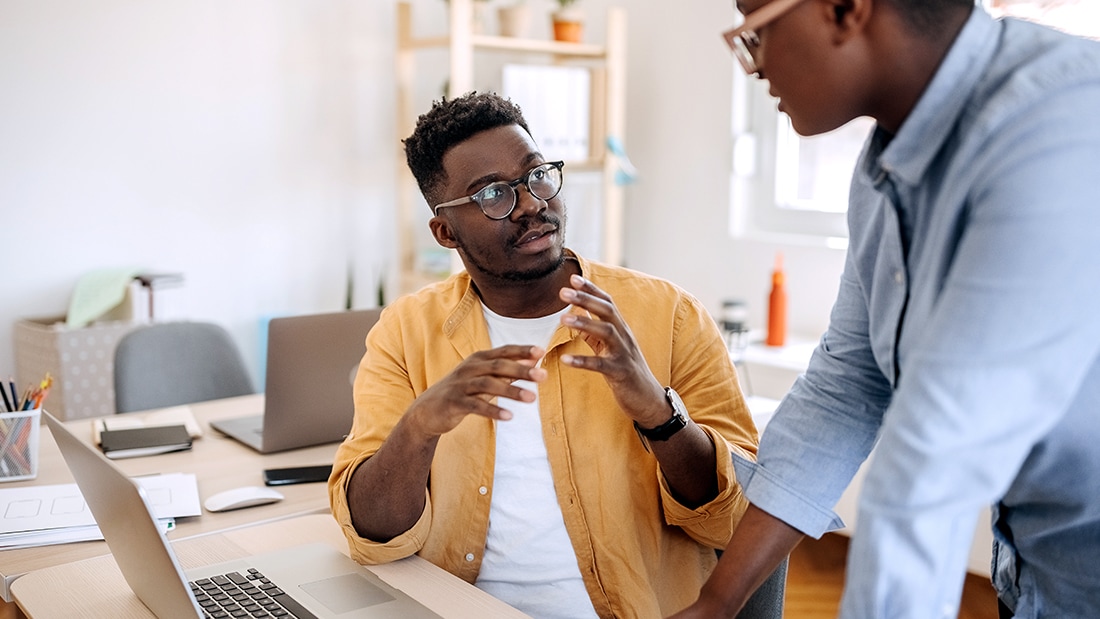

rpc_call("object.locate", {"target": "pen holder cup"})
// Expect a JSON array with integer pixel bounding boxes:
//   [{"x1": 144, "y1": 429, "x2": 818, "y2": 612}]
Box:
[{"x1": 0, "y1": 408, "x2": 41, "y2": 482}]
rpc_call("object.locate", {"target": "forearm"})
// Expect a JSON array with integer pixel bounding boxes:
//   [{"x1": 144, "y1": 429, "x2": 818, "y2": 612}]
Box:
[
  {"x1": 346, "y1": 413, "x2": 439, "y2": 542},
  {"x1": 648, "y1": 421, "x2": 719, "y2": 507},
  {"x1": 696, "y1": 505, "x2": 804, "y2": 617}
]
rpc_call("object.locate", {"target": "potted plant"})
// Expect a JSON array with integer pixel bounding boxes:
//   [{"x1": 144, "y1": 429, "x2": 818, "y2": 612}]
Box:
[
  {"x1": 498, "y1": 1, "x2": 533, "y2": 38},
  {"x1": 551, "y1": 0, "x2": 584, "y2": 43},
  {"x1": 444, "y1": 0, "x2": 491, "y2": 35}
]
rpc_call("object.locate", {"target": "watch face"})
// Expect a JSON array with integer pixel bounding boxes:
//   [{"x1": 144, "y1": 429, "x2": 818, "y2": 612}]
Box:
[{"x1": 665, "y1": 387, "x2": 687, "y2": 418}]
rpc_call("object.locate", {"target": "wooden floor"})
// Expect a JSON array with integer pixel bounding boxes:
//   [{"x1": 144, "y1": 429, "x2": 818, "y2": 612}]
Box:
[{"x1": 784, "y1": 533, "x2": 999, "y2": 619}]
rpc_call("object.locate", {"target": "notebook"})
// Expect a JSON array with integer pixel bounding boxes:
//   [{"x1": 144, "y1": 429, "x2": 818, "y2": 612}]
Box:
[
  {"x1": 212, "y1": 309, "x2": 382, "y2": 453},
  {"x1": 43, "y1": 410, "x2": 441, "y2": 619},
  {"x1": 99, "y1": 424, "x2": 193, "y2": 459}
]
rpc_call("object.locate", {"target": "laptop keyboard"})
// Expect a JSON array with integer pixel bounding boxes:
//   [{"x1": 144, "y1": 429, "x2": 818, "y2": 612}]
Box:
[{"x1": 190, "y1": 568, "x2": 318, "y2": 619}]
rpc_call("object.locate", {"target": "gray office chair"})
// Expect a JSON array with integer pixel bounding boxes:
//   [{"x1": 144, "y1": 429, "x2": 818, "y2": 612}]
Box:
[
  {"x1": 736, "y1": 556, "x2": 788, "y2": 619},
  {"x1": 113, "y1": 321, "x2": 255, "y2": 413}
]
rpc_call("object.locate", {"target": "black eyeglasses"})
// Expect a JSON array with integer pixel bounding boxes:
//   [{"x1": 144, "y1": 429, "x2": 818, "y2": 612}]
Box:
[{"x1": 433, "y1": 161, "x2": 565, "y2": 220}]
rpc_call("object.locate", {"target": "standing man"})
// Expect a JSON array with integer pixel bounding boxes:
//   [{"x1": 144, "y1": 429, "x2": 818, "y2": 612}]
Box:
[
  {"x1": 675, "y1": 0, "x2": 1100, "y2": 617},
  {"x1": 329, "y1": 92, "x2": 759, "y2": 618}
]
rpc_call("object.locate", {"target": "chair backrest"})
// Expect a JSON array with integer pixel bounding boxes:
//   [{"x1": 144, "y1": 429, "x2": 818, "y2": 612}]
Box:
[
  {"x1": 735, "y1": 555, "x2": 788, "y2": 619},
  {"x1": 113, "y1": 321, "x2": 255, "y2": 413}
]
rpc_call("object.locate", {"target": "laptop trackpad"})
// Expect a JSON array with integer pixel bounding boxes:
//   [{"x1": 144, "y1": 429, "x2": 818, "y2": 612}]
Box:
[{"x1": 300, "y1": 573, "x2": 395, "y2": 614}]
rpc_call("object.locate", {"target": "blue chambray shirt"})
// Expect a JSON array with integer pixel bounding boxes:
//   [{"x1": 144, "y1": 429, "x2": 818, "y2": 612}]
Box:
[{"x1": 733, "y1": 8, "x2": 1100, "y2": 618}]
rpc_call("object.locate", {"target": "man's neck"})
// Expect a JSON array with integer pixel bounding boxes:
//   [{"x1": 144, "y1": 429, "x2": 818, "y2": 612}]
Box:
[
  {"x1": 868, "y1": 5, "x2": 973, "y2": 134},
  {"x1": 471, "y1": 259, "x2": 582, "y2": 319}
]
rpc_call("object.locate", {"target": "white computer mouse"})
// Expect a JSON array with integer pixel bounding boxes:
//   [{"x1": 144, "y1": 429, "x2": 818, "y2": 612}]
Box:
[{"x1": 203, "y1": 486, "x2": 285, "y2": 513}]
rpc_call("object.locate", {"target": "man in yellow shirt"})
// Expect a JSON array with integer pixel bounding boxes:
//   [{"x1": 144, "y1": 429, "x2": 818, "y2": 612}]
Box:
[{"x1": 329, "y1": 92, "x2": 758, "y2": 618}]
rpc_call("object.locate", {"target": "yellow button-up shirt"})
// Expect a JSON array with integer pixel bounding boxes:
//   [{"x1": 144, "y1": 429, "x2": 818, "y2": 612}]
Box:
[{"x1": 330, "y1": 253, "x2": 758, "y2": 618}]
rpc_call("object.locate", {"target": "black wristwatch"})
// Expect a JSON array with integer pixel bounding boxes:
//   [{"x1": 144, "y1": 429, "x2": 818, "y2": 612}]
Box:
[{"x1": 634, "y1": 387, "x2": 689, "y2": 442}]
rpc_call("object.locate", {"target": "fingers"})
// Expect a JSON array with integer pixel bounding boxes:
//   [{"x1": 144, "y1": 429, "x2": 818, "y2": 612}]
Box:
[
  {"x1": 461, "y1": 346, "x2": 547, "y2": 396},
  {"x1": 559, "y1": 274, "x2": 629, "y2": 355},
  {"x1": 557, "y1": 275, "x2": 656, "y2": 390},
  {"x1": 417, "y1": 345, "x2": 547, "y2": 433},
  {"x1": 560, "y1": 274, "x2": 615, "y2": 319},
  {"x1": 475, "y1": 345, "x2": 547, "y2": 380}
]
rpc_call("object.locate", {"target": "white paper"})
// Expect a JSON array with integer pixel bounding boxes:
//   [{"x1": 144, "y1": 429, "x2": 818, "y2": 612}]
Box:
[{"x1": 0, "y1": 472, "x2": 200, "y2": 544}]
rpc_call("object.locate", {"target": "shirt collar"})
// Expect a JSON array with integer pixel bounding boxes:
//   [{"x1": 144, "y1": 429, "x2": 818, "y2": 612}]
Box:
[{"x1": 864, "y1": 8, "x2": 1000, "y2": 188}]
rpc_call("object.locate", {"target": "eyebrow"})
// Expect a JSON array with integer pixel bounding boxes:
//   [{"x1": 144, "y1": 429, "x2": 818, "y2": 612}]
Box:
[{"x1": 463, "y1": 152, "x2": 542, "y2": 194}]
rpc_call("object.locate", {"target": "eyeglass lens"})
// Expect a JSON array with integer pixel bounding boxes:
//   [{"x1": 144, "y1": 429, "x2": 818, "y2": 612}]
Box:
[
  {"x1": 732, "y1": 29, "x2": 764, "y2": 74},
  {"x1": 476, "y1": 163, "x2": 563, "y2": 219}
]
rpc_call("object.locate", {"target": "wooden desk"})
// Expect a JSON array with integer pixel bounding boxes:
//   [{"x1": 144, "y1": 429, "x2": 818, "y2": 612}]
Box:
[
  {"x1": 0, "y1": 394, "x2": 339, "y2": 607},
  {"x1": 11, "y1": 514, "x2": 529, "y2": 618}
]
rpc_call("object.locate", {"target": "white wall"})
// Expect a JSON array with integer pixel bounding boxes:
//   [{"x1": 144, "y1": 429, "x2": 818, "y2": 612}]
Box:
[
  {"x1": 0, "y1": 0, "x2": 398, "y2": 386},
  {"x1": 0, "y1": 0, "x2": 844, "y2": 393}
]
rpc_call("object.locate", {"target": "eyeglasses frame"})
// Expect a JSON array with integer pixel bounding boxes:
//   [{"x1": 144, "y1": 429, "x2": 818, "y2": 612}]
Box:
[
  {"x1": 432, "y1": 160, "x2": 566, "y2": 220},
  {"x1": 722, "y1": 0, "x2": 809, "y2": 75}
]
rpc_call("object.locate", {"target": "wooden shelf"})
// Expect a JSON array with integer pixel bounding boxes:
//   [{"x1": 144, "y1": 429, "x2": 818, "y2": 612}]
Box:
[{"x1": 403, "y1": 34, "x2": 606, "y2": 58}]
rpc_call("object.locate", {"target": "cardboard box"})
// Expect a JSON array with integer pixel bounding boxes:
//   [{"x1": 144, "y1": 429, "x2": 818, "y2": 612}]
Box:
[{"x1": 13, "y1": 316, "x2": 143, "y2": 421}]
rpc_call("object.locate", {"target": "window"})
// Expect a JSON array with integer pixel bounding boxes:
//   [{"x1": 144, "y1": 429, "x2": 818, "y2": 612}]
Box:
[
  {"x1": 987, "y1": 0, "x2": 1100, "y2": 38},
  {"x1": 728, "y1": 61, "x2": 869, "y2": 247},
  {"x1": 730, "y1": 0, "x2": 1099, "y2": 247}
]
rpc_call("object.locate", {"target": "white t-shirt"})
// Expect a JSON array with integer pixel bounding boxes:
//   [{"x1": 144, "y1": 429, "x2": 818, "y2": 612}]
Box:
[{"x1": 474, "y1": 305, "x2": 598, "y2": 619}]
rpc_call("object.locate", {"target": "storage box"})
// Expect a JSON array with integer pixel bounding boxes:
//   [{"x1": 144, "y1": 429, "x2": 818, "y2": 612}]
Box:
[{"x1": 13, "y1": 316, "x2": 143, "y2": 420}]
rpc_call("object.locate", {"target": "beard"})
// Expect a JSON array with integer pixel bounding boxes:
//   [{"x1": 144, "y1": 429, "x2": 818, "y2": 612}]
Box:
[{"x1": 456, "y1": 211, "x2": 567, "y2": 282}]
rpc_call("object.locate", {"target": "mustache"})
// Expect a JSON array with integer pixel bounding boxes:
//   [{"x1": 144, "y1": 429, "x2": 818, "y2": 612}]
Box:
[{"x1": 509, "y1": 212, "x2": 561, "y2": 245}]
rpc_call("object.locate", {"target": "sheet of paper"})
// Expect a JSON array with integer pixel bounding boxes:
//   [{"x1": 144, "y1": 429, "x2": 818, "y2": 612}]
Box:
[
  {"x1": 0, "y1": 519, "x2": 173, "y2": 551},
  {"x1": 0, "y1": 472, "x2": 200, "y2": 537}
]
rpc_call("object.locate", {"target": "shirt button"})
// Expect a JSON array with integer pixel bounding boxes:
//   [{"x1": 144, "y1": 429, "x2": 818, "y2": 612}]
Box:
[
  {"x1": 465, "y1": 553, "x2": 475, "y2": 562},
  {"x1": 478, "y1": 486, "x2": 488, "y2": 495}
]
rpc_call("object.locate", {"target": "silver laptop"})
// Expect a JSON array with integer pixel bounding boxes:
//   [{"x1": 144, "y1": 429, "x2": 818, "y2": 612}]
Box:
[
  {"x1": 212, "y1": 309, "x2": 382, "y2": 453},
  {"x1": 43, "y1": 410, "x2": 440, "y2": 619}
]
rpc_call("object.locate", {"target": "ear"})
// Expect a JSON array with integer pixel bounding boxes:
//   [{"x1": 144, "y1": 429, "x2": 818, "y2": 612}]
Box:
[
  {"x1": 429, "y1": 214, "x2": 460, "y2": 250},
  {"x1": 819, "y1": 0, "x2": 871, "y2": 41}
]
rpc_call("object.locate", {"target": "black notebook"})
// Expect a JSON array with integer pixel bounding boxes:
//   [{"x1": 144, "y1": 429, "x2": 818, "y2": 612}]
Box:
[{"x1": 99, "y1": 424, "x2": 193, "y2": 460}]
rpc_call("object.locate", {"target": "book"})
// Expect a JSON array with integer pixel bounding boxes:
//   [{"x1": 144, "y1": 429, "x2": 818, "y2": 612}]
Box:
[
  {"x1": 91, "y1": 405, "x2": 203, "y2": 444},
  {"x1": 98, "y1": 424, "x2": 193, "y2": 460}
]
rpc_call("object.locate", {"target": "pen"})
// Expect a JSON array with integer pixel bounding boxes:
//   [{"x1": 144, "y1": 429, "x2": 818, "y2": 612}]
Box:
[{"x1": 7, "y1": 379, "x2": 16, "y2": 413}]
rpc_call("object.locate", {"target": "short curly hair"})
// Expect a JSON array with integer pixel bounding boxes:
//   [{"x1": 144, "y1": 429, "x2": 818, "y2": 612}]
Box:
[{"x1": 403, "y1": 91, "x2": 531, "y2": 207}]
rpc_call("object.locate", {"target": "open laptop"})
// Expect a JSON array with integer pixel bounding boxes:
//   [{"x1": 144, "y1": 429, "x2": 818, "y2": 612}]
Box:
[
  {"x1": 43, "y1": 410, "x2": 440, "y2": 619},
  {"x1": 212, "y1": 309, "x2": 382, "y2": 453}
]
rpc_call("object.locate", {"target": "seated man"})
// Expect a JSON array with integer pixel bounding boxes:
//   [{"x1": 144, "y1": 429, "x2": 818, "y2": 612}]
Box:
[{"x1": 328, "y1": 92, "x2": 758, "y2": 618}]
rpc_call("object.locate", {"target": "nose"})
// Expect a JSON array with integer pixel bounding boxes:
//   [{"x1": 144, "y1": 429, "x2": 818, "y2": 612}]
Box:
[{"x1": 509, "y1": 183, "x2": 547, "y2": 220}]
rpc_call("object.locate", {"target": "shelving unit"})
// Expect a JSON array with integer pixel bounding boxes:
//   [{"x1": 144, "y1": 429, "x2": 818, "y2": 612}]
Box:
[{"x1": 394, "y1": 0, "x2": 627, "y2": 295}]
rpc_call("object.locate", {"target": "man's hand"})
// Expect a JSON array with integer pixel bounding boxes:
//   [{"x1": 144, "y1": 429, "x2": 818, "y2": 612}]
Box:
[
  {"x1": 557, "y1": 273, "x2": 723, "y2": 507},
  {"x1": 347, "y1": 344, "x2": 546, "y2": 541},
  {"x1": 404, "y1": 344, "x2": 549, "y2": 438},
  {"x1": 558, "y1": 274, "x2": 669, "y2": 428}
]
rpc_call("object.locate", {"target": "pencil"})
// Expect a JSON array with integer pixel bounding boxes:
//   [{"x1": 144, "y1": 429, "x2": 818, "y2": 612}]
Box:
[{"x1": 0, "y1": 383, "x2": 11, "y2": 413}]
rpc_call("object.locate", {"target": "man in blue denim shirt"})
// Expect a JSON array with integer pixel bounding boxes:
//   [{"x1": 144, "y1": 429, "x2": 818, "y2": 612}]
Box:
[{"x1": 673, "y1": 0, "x2": 1100, "y2": 617}]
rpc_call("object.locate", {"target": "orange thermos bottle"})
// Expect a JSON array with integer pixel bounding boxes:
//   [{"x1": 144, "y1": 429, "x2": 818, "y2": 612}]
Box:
[{"x1": 766, "y1": 252, "x2": 786, "y2": 347}]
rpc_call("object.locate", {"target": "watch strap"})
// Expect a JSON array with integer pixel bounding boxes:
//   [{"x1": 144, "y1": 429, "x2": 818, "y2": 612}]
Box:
[{"x1": 634, "y1": 387, "x2": 688, "y2": 444}]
